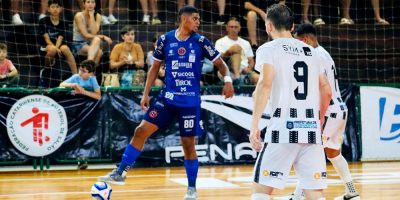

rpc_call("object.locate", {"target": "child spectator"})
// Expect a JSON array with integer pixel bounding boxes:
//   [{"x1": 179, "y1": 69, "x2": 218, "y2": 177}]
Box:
[
  {"x1": 0, "y1": 43, "x2": 19, "y2": 87},
  {"x1": 39, "y1": 0, "x2": 77, "y2": 74},
  {"x1": 60, "y1": 60, "x2": 101, "y2": 100}
]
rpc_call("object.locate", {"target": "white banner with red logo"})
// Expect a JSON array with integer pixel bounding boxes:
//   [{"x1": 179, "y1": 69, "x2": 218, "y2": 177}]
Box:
[
  {"x1": 6, "y1": 95, "x2": 68, "y2": 157},
  {"x1": 360, "y1": 86, "x2": 400, "y2": 161}
]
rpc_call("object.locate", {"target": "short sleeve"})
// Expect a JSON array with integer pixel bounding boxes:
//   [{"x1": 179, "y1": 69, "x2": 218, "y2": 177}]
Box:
[
  {"x1": 153, "y1": 34, "x2": 166, "y2": 61},
  {"x1": 64, "y1": 74, "x2": 79, "y2": 83},
  {"x1": 91, "y1": 77, "x2": 100, "y2": 91},
  {"x1": 6, "y1": 59, "x2": 15, "y2": 71},
  {"x1": 243, "y1": 41, "x2": 254, "y2": 58},
  {"x1": 215, "y1": 38, "x2": 226, "y2": 53},
  {"x1": 255, "y1": 46, "x2": 274, "y2": 72},
  {"x1": 109, "y1": 44, "x2": 121, "y2": 62},
  {"x1": 200, "y1": 36, "x2": 220, "y2": 62},
  {"x1": 38, "y1": 18, "x2": 46, "y2": 35}
]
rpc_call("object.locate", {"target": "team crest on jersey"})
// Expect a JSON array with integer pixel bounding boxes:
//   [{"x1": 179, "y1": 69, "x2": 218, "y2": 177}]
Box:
[
  {"x1": 149, "y1": 110, "x2": 158, "y2": 118},
  {"x1": 287, "y1": 121, "x2": 294, "y2": 129},
  {"x1": 178, "y1": 47, "x2": 186, "y2": 55}
]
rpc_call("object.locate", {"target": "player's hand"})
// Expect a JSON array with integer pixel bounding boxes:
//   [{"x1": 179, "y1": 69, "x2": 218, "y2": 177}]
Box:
[
  {"x1": 222, "y1": 82, "x2": 234, "y2": 99},
  {"x1": 0, "y1": 75, "x2": 6, "y2": 79},
  {"x1": 249, "y1": 127, "x2": 262, "y2": 152},
  {"x1": 140, "y1": 94, "x2": 150, "y2": 111},
  {"x1": 74, "y1": 84, "x2": 84, "y2": 93}
]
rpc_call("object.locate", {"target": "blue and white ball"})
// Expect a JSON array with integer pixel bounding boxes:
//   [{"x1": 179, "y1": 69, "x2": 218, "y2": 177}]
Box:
[{"x1": 91, "y1": 182, "x2": 112, "y2": 200}]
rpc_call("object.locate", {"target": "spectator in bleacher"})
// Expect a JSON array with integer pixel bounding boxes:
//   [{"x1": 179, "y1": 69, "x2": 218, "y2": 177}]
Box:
[
  {"x1": 216, "y1": 0, "x2": 226, "y2": 25},
  {"x1": 0, "y1": 43, "x2": 19, "y2": 87},
  {"x1": 39, "y1": 0, "x2": 48, "y2": 20},
  {"x1": 11, "y1": 0, "x2": 24, "y2": 25},
  {"x1": 215, "y1": 17, "x2": 257, "y2": 85},
  {"x1": 244, "y1": 0, "x2": 285, "y2": 48},
  {"x1": 140, "y1": 0, "x2": 161, "y2": 25},
  {"x1": 370, "y1": 0, "x2": 389, "y2": 25},
  {"x1": 146, "y1": 35, "x2": 164, "y2": 86},
  {"x1": 301, "y1": 0, "x2": 325, "y2": 25},
  {"x1": 177, "y1": 0, "x2": 195, "y2": 11},
  {"x1": 102, "y1": 0, "x2": 118, "y2": 24},
  {"x1": 72, "y1": 0, "x2": 113, "y2": 65},
  {"x1": 39, "y1": 0, "x2": 77, "y2": 74},
  {"x1": 339, "y1": 0, "x2": 389, "y2": 25},
  {"x1": 60, "y1": 59, "x2": 101, "y2": 100},
  {"x1": 75, "y1": 0, "x2": 115, "y2": 25},
  {"x1": 109, "y1": 25, "x2": 145, "y2": 86}
]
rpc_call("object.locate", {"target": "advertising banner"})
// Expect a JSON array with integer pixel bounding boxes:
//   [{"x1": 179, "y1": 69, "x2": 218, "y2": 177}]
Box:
[{"x1": 360, "y1": 86, "x2": 400, "y2": 161}]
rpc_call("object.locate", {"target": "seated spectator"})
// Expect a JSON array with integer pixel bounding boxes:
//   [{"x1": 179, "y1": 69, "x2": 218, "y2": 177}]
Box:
[
  {"x1": 146, "y1": 36, "x2": 164, "y2": 86},
  {"x1": 39, "y1": 0, "x2": 77, "y2": 74},
  {"x1": 75, "y1": 0, "x2": 112, "y2": 25},
  {"x1": 0, "y1": 43, "x2": 19, "y2": 87},
  {"x1": 11, "y1": 0, "x2": 24, "y2": 25},
  {"x1": 72, "y1": 0, "x2": 112, "y2": 65},
  {"x1": 215, "y1": 17, "x2": 257, "y2": 85},
  {"x1": 60, "y1": 60, "x2": 101, "y2": 100},
  {"x1": 301, "y1": 0, "x2": 325, "y2": 25},
  {"x1": 109, "y1": 25, "x2": 145, "y2": 86},
  {"x1": 140, "y1": 0, "x2": 161, "y2": 25}
]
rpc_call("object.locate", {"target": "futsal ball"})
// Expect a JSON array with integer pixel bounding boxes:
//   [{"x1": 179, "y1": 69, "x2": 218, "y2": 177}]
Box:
[{"x1": 91, "y1": 181, "x2": 112, "y2": 200}]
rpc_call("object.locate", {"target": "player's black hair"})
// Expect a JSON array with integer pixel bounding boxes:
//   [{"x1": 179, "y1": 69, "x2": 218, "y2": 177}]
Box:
[
  {"x1": 0, "y1": 43, "x2": 7, "y2": 51},
  {"x1": 266, "y1": 4, "x2": 293, "y2": 31},
  {"x1": 294, "y1": 23, "x2": 317, "y2": 37},
  {"x1": 178, "y1": 6, "x2": 199, "y2": 17}
]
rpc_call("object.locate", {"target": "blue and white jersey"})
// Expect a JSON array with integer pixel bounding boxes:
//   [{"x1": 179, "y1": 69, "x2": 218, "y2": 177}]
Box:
[{"x1": 153, "y1": 30, "x2": 220, "y2": 107}]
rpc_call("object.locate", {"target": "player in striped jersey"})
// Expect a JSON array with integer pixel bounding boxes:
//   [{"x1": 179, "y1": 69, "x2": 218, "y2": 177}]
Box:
[
  {"x1": 250, "y1": 4, "x2": 332, "y2": 200},
  {"x1": 293, "y1": 23, "x2": 360, "y2": 200}
]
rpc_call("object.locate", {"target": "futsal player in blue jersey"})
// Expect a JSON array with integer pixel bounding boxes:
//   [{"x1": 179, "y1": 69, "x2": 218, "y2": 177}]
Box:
[{"x1": 99, "y1": 6, "x2": 234, "y2": 200}]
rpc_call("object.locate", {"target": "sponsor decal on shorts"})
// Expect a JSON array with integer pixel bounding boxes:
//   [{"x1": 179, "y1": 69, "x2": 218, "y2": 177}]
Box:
[
  {"x1": 314, "y1": 172, "x2": 327, "y2": 180},
  {"x1": 263, "y1": 170, "x2": 284, "y2": 179}
]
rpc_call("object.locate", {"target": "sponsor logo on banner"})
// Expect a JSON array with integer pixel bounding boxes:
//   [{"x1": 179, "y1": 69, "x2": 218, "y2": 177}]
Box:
[
  {"x1": 360, "y1": 86, "x2": 400, "y2": 161},
  {"x1": 165, "y1": 143, "x2": 257, "y2": 163},
  {"x1": 6, "y1": 95, "x2": 68, "y2": 157},
  {"x1": 379, "y1": 97, "x2": 400, "y2": 142}
]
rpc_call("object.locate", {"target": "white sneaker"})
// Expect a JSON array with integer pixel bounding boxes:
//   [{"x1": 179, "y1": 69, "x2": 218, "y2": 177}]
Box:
[
  {"x1": 38, "y1": 13, "x2": 46, "y2": 21},
  {"x1": 313, "y1": 18, "x2": 326, "y2": 26},
  {"x1": 142, "y1": 14, "x2": 150, "y2": 24},
  {"x1": 12, "y1": 13, "x2": 24, "y2": 25},
  {"x1": 334, "y1": 193, "x2": 361, "y2": 200},
  {"x1": 101, "y1": 15, "x2": 111, "y2": 25},
  {"x1": 108, "y1": 14, "x2": 118, "y2": 24},
  {"x1": 339, "y1": 18, "x2": 354, "y2": 25},
  {"x1": 183, "y1": 187, "x2": 197, "y2": 200},
  {"x1": 274, "y1": 193, "x2": 305, "y2": 200}
]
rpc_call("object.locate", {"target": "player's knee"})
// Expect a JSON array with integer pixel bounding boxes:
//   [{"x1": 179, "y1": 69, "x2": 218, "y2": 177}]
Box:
[
  {"x1": 60, "y1": 45, "x2": 71, "y2": 53},
  {"x1": 133, "y1": 126, "x2": 149, "y2": 141},
  {"x1": 324, "y1": 148, "x2": 340, "y2": 158},
  {"x1": 92, "y1": 36, "x2": 102, "y2": 45},
  {"x1": 46, "y1": 47, "x2": 57, "y2": 55},
  {"x1": 247, "y1": 11, "x2": 257, "y2": 21}
]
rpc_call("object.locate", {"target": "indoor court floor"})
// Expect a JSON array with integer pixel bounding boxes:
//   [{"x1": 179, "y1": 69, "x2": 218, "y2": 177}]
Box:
[{"x1": 0, "y1": 161, "x2": 399, "y2": 200}]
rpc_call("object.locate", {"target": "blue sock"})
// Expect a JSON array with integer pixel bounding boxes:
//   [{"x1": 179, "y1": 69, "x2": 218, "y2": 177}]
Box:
[
  {"x1": 117, "y1": 144, "x2": 141, "y2": 175},
  {"x1": 184, "y1": 159, "x2": 199, "y2": 188}
]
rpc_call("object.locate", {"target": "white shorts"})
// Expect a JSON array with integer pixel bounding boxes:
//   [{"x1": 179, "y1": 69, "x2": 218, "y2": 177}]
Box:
[
  {"x1": 253, "y1": 143, "x2": 327, "y2": 190},
  {"x1": 322, "y1": 111, "x2": 348, "y2": 150}
]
